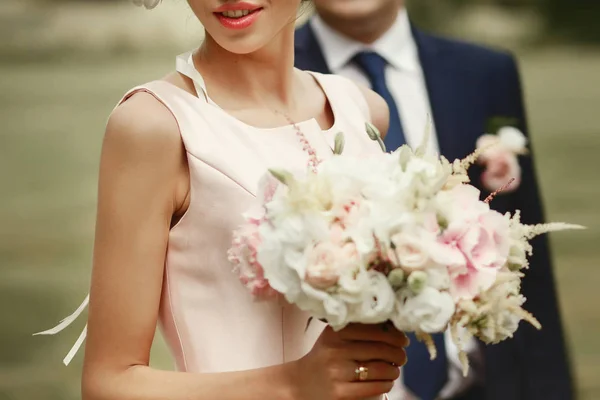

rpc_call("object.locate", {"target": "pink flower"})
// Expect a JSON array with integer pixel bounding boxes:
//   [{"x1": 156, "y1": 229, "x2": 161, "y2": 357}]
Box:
[
  {"x1": 229, "y1": 218, "x2": 278, "y2": 299},
  {"x1": 436, "y1": 184, "x2": 490, "y2": 224},
  {"x1": 390, "y1": 229, "x2": 434, "y2": 271},
  {"x1": 432, "y1": 195, "x2": 511, "y2": 300},
  {"x1": 305, "y1": 240, "x2": 360, "y2": 290},
  {"x1": 480, "y1": 151, "x2": 521, "y2": 193},
  {"x1": 476, "y1": 130, "x2": 526, "y2": 194}
]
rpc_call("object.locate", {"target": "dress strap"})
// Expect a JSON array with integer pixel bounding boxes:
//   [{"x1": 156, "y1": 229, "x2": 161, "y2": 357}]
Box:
[
  {"x1": 33, "y1": 294, "x2": 89, "y2": 365},
  {"x1": 175, "y1": 51, "x2": 210, "y2": 103}
]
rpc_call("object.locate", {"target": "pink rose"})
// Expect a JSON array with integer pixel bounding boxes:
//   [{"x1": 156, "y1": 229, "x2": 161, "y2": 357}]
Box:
[
  {"x1": 305, "y1": 241, "x2": 360, "y2": 290},
  {"x1": 432, "y1": 209, "x2": 510, "y2": 301},
  {"x1": 480, "y1": 151, "x2": 521, "y2": 193},
  {"x1": 229, "y1": 218, "x2": 278, "y2": 299}
]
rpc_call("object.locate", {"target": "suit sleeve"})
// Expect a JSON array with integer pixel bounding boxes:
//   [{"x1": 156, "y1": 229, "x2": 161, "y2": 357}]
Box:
[{"x1": 496, "y1": 55, "x2": 575, "y2": 400}]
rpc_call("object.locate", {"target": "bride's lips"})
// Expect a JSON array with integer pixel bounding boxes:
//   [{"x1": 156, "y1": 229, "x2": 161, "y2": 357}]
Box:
[{"x1": 214, "y1": 2, "x2": 263, "y2": 30}]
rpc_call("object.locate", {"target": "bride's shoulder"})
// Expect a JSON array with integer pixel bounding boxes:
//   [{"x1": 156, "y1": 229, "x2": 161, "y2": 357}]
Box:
[
  {"x1": 300, "y1": 70, "x2": 389, "y2": 139},
  {"x1": 106, "y1": 81, "x2": 182, "y2": 157},
  {"x1": 108, "y1": 68, "x2": 195, "y2": 139},
  {"x1": 353, "y1": 83, "x2": 389, "y2": 140}
]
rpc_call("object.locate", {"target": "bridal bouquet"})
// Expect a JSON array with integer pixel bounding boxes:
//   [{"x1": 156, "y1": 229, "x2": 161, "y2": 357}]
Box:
[{"x1": 228, "y1": 123, "x2": 582, "y2": 374}]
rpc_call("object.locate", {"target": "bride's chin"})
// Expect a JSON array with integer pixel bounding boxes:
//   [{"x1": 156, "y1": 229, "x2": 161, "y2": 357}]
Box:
[{"x1": 208, "y1": 34, "x2": 272, "y2": 56}]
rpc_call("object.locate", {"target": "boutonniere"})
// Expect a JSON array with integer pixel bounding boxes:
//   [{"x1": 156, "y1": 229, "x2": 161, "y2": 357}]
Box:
[{"x1": 476, "y1": 117, "x2": 528, "y2": 194}]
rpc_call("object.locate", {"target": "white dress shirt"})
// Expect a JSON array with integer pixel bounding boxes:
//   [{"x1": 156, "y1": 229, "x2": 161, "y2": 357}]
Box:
[{"x1": 310, "y1": 9, "x2": 479, "y2": 400}]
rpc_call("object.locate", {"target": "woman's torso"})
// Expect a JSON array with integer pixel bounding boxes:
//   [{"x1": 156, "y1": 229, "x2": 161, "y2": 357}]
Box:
[{"x1": 118, "y1": 51, "x2": 384, "y2": 373}]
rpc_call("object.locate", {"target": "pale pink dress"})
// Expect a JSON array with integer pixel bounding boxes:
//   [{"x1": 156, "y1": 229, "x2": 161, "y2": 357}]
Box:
[{"x1": 38, "y1": 52, "x2": 388, "y2": 399}]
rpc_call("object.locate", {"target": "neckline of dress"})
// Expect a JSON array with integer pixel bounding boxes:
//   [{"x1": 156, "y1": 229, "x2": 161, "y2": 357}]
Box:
[{"x1": 174, "y1": 51, "x2": 340, "y2": 134}]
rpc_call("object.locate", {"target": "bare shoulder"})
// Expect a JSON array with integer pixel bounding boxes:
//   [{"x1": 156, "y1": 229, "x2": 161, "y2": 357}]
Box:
[
  {"x1": 105, "y1": 91, "x2": 182, "y2": 162},
  {"x1": 356, "y1": 84, "x2": 390, "y2": 139}
]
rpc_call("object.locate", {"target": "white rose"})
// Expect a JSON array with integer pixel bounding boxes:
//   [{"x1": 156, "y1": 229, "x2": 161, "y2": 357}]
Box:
[
  {"x1": 336, "y1": 266, "x2": 371, "y2": 302},
  {"x1": 297, "y1": 282, "x2": 350, "y2": 330},
  {"x1": 392, "y1": 287, "x2": 455, "y2": 333},
  {"x1": 497, "y1": 126, "x2": 528, "y2": 154},
  {"x1": 322, "y1": 296, "x2": 350, "y2": 330},
  {"x1": 259, "y1": 245, "x2": 303, "y2": 301},
  {"x1": 352, "y1": 271, "x2": 396, "y2": 324},
  {"x1": 390, "y1": 227, "x2": 437, "y2": 270}
]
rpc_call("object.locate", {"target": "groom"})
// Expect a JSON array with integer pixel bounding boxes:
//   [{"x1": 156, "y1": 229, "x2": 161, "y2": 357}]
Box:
[{"x1": 295, "y1": 1, "x2": 574, "y2": 400}]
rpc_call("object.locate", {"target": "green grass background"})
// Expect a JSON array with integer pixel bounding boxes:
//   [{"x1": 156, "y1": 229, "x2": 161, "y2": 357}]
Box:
[{"x1": 0, "y1": 47, "x2": 598, "y2": 399}]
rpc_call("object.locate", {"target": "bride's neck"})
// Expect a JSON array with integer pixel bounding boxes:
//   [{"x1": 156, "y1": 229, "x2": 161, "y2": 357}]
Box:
[{"x1": 195, "y1": 28, "x2": 298, "y2": 109}]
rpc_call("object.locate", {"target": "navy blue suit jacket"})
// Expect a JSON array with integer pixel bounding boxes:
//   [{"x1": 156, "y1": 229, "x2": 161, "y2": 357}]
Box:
[{"x1": 295, "y1": 21, "x2": 574, "y2": 400}]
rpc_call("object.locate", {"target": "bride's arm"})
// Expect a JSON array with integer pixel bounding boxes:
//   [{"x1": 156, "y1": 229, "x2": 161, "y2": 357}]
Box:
[{"x1": 82, "y1": 93, "x2": 295, "y2": 400}]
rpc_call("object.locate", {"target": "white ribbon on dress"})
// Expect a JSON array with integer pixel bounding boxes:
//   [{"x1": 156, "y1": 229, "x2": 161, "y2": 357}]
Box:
[{"x1": 33, "y1": 294, "x2": 89, "y2": 365}]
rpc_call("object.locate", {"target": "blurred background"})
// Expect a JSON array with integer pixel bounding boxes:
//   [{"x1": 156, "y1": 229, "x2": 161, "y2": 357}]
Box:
[{"x1": 1, "y1": 0, "x2": 598, "y2": 399}]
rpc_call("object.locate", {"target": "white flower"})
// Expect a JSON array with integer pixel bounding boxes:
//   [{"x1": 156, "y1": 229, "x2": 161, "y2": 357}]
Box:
[
  {"x1": 479, "y1": 309, "x2": 521, "y2": 343},
  {"x1": 435, "y1": 184, "x2": 490, "y2": 224},
  {"x1": 351, "y1": 271, "x2": 396, "y2": 325},
  {"x1": 426, "y1": 266, "x2": 451, "y2": 290},
  {"x1": 454, "y1": 270, "x2": 537, "y2": 344},
  {"x1": 507, "y1": 237, "x2": 530, "y2": 269},
  {"x1": 477, "y1": 127, "x2": 528, "y2": 158},
  {"x1": 392, "y1": 287, "x2": 455, "y2": 333},
  {"x1": 336, "y1": 264, "x2": 372, "y2": 304},
  {"x1": 390, "y1": 228, "x2": 434, "y2": 270},
  {"x1": 298, "y1": 282, "x2": 349, "y2": 330},
  {"x1": 133, "y1": 0, "x2": 161, "y2": 9},
  {"x1": 497, "y1": 127, "x2": 528, "y2": 154}
]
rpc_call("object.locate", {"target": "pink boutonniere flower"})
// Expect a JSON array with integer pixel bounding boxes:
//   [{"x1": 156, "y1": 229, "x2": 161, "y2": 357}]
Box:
[{"x1": 476, "y1": 126, "x2": 528, "y2": 193}]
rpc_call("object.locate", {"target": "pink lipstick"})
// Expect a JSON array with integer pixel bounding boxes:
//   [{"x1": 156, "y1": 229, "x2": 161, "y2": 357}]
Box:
[{"x1": 214, "y1": 2, "x2": 263, "y2": 30}]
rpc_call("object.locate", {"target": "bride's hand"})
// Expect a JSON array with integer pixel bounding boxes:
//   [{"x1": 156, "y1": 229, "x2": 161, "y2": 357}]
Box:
[{"x1": 291, "y1": 323, "x2": 409, "y2": 400}]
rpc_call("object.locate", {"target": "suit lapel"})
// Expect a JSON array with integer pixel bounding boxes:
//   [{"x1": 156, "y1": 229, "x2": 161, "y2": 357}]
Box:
[{"x1": 294, "y1": 23, "x2": 332, "y2": 74}]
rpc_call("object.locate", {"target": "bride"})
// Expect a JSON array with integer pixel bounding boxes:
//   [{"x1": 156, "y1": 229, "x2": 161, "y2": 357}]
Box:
[{"x1": 54, "y1": 0, "x2": 409, "y2": 399}]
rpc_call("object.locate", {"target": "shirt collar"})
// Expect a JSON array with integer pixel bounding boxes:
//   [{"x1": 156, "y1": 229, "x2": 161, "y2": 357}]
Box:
[{"x1": 310, "y1": 8, "x2": 421, "y2": 73}]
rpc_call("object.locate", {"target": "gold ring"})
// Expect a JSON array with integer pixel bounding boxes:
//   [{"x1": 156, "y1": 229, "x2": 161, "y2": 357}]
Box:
[{"x1": 354, "y1": 365, "x2": 369, "y2": 381}]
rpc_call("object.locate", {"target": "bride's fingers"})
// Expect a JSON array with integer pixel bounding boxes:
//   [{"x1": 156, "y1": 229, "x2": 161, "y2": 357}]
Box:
[
  {"x1": 336, "y1": 360, "x2": 400, "y2": 383},
  {"x1": 344, "y1": 341, "x2": 407, "y2": 366},
  {"x1": 337, "y1": 324, "x2": 410, "y2": 348}
]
